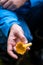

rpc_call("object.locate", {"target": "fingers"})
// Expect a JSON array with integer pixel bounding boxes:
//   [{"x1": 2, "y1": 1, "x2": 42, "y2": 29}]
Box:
[
  {"x1": 7, "y1": 37, "x2": 18, "y2": 59},
  {"x1": 0, "y1": 0, "x2": 27, "y2": 11},
  {"x1": 12, "y1": 24, "x2": 28, "y2": 43},
  {"x1": 7, "y1": 3, "x2": 16, "y2": 11},
  {"x1": 0, "y1": 0, "x2": 8, "y2": 5},
  {"x1": 7, "y1": 44, "x2": 18, "y2": 59},
  {"x1": 8, "y1": 32, "x2": 16, "y2": 46},
  {"x1": 3, "y1": 0, "x2": 12, "y2": 8},
  {"x1": 9, "y1": 51, "x2": 18, "y2": 59}
]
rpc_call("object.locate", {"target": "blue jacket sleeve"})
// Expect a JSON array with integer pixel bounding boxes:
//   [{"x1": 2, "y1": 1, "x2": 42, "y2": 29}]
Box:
[
  {"x1": 0, "y1": 9, "x2": 21, "y2": 37},
  {"x1": 30, "y1": 0, "x2": 43, "y2": 7}
]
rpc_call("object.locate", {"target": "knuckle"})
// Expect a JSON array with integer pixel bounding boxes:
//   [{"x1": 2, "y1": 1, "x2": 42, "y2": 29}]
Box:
[
  {"x1": 9, "y1": 0, "x2": 13, "y2": 4},
  {"x1": 0, "y1": 0, "x2": 3, "y2": 5},
  {"x1": 0, "y1": 0, "x2": 6, "y2": 4}
]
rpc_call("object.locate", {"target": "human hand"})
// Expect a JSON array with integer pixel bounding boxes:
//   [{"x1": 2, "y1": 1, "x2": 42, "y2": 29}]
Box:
[
  {"x1": 0, "y1": 0, "x2": 27, "y2": 11},
  {"x1": 7, "y1": 24, "x2": 29, "y2": 59}
]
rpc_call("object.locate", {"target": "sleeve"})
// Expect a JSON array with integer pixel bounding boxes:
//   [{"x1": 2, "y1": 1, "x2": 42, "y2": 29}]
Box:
[
  {"x1": 30, "y1": 0, "x2": 43, "y2": 7},
  {"x1": 0, "y1": 9, "x2": 21, "y2": 37},
  {"x1": 0, "y1": 9, "x2": 33, "y2": 42}
]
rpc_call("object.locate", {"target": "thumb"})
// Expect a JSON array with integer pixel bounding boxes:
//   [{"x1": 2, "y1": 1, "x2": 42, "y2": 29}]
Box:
[{"x1": 17, "y1": 32, "x2": 28, "y2": 44}]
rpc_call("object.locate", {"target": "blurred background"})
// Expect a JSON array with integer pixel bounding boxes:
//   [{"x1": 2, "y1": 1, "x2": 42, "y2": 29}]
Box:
[{"x1": 0, "y1": 0, "x2": 43, "y2": 65}]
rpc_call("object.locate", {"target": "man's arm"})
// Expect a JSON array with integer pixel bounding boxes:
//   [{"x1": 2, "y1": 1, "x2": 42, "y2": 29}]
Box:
[
  {"x1": 0, "y1": 9, "x2": 33, "y2": 59},
  {"x1": 0, "y1": 9, "x2": 27, "y2": 59}
]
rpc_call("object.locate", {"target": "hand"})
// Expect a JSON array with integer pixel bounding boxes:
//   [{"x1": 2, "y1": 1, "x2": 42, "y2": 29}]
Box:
[
  {"x1": 0, "y1": 0, "x2": 27, "y2": 11},
  {"x1": 7, "y1": 24, "x2": 28, "y2": 59}
]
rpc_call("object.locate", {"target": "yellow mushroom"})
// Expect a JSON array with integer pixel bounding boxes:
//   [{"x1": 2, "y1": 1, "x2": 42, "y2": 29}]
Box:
[{"x1": 16, "y1": 42, "x2": 32, "y2": 55}]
